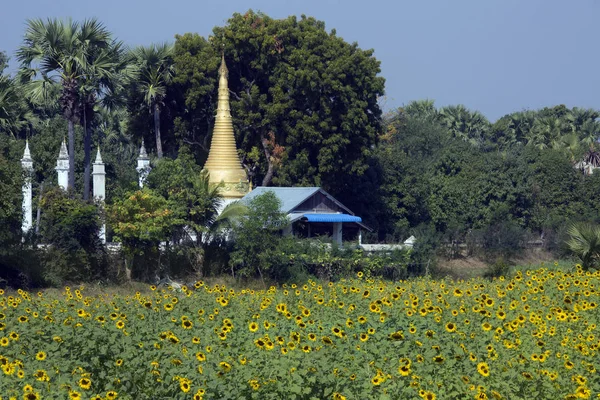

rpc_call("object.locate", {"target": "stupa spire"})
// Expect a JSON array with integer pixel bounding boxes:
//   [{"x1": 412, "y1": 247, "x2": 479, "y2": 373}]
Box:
[{"x1": 202, "y1": 53, "x2": 249, "y2": 199}]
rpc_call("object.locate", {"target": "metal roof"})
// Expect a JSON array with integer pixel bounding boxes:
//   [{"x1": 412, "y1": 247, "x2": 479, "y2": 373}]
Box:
[
  {"x1": 241, "y1": 187, "x2": 321, "y2": 213},
  {"x1": 303, "y1": 213, "x2": 362, "y2": 223}
]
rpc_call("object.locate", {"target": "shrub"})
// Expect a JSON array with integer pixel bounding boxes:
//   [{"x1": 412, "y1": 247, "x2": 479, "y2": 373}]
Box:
[{"x1": 38, "y1": 187, "x2": 107, "y2": 285}]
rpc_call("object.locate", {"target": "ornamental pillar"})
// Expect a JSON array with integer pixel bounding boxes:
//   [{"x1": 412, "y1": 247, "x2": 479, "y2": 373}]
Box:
[{"x1": 21, "y1": 141, "x2": 33, "y2": 236}]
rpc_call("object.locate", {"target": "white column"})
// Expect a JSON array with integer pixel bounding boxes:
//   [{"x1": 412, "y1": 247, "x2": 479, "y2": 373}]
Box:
[
  {"x1": 92, "y1": 148, "x2": 106, "y2": 243},
  {"x1": 333, "y1": 222, "x2": 343, "y2": 245},
  {"x1": 55, "y1": 140, "x2": 69, "y2": 190},
  {"x1": 21, "y1": 141, "x2": 33, "y2": 236},
  {"x1": 358, "y1": 229, "x2": 362, "y2": 245},
  {"x1": 136, "y1": 140, "x2": 151, "y2": 188}
]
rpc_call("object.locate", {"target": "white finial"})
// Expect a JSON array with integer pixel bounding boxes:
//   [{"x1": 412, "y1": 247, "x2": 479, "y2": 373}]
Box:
[
  {"x1": 139, "y1": 139, "x2": 148, "y2": 159},
  {"x1": 58, "y1": 140, "x2": 68, "y2": 160},
  {"x1": 94, "y1": 147, "x2": 103, "y2": 164},
  {"x1": 22, "y1": 140, "x2": 32, "y2": 161}
]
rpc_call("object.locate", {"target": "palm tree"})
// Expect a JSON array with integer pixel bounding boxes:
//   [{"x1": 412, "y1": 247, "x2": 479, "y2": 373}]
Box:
[
  {"x1": 528, "y1": 116, "x2": 566, "y2": 150},
  {"x1": 403, "y1": 99, "x2": 438, "y2": 121},
  {"x1": 439, "y1": 105, "x2": 490, "y2": 146},
  {"x1": 566, "y1": 224, "x2": 600, "y2": 270},
  {"x1": 17, "y1": 18, "x2": 85, "y2": 190},
  {"x1": 132, "y1": 44, "x2": 174, "y2": 159},
  {"x1": 79, "y1": 36, "x2": 132, "y2": 200},
  {"x1": 17, "y1": 18, "x2": 117, "y2": 192},
  {"x1": 0, "y1": 75, "x2": 30, "y2": 136}
]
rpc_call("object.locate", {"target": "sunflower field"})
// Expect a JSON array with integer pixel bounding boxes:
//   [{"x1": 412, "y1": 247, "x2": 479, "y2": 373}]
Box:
[{"x1": 1, "y1": 266, "x2": 599, "y2": 400}]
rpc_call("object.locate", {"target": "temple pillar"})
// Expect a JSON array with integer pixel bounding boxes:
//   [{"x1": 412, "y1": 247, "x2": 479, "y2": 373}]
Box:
[
  {"x1": 136, "y1": 140, "x2": 151, "y2": 188},
  {"x1": 55, "y1": 140, "x2": 69, "y2": 190},
  {"x1": 21, "y1": 141, "x2": 33, "y2": 236},
  {"x1": 92, "y1": 148, "x2": 106, "y2": 243}
]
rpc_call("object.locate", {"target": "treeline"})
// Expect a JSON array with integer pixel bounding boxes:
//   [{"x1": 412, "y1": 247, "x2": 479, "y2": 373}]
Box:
[
  {"x1": 370, "y1": 101, "x2": 600, "y2": 259},
  {"x1": 0, "y1": 11, "x2": 599, "y2": 286}
]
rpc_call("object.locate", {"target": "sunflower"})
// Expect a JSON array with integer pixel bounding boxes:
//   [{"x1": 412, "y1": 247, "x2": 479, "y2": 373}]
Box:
[
  {"x1": 0, "y1": 337, "x2": 8, "y2": 347},
  {"x1": 23, "y1": 392, "x2": 40, "y2": 400},
  {"x1": 371, "y1": 376, "x2": 383, "y2": 385},
  {"x1": 248, "y1": 322, "x2": 258, "y2": 332},
  {"x1": 182, "y1": 320, "x2": 193, "y2": 329},
  {"x1": 69, "y1": 391, "x2": 81, "y2": 400},
  {"x1": 359, "y1": 333, "x2": 369, "y2": 342},
  {"x1": 35, "y1": 352, "x2": 46, "y2": 361},
  {"x1": 423, "y1": 392, "x2": 436, "y2": 400},
  {"x1": 115, "y1": 320, "x2": 125, "y2": 329},
  {"x1": 79, "y1": 378, "x2": 92, "y2": 390},
  {"x1": 115, "y1": 359, "x2": 123, "y2": 367},
  {"x1": 477, "y1": 362, "x2": 490, "y2": 377},
  {"x1": 445, "y1": 322, "x2": 457, "y2": 332},
  {"x1": 106, "y1": 390, "x2": 117, "y2": 399},
  {"x1": 398, "y1": 364, "x2": 411, "y2": 376}
]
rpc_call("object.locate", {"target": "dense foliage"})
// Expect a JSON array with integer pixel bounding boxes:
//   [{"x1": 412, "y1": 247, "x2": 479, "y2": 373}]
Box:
[{"x1": 0, "y1": 11, "x2": 600, "y2": 286}]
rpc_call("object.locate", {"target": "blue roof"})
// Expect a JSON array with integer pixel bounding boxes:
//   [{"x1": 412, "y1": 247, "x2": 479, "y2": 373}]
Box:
[
  {"x1": 241, "y1": 187, "x2": 321, "y2": 213},
  {"x1": 303, "y1": 213, "x2": 362, "y2": 223}
]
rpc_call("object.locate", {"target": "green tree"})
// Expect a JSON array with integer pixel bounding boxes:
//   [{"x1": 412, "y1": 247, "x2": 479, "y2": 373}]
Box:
[
  {"x1": 0, "y1": 150, "x2": 22, "y2": 247},
  {"x1": 0, "y1": 75, "x2": 31, "y2": 136},
  {"x1": 172, "y1": 11, "x2": 384, "y2": 196},
  {"x1": 131, "y1": 43, "x2": 174, "y2": 159},
  {"x1": 566, "y1": 223, "x2": 600, "y2": 270},
  {"x1": 79, "y1": 31, "x2": 131, "y2": 200},
  {"x1": 0, "y1": 51, "x2": 8, "y2": 73},
  {"x1": 109, "y1": 187, "x2": 175, "y2": 280},
  {"x1": 229, "y1": 191, "x2": 289, "y2": 282},
  {"x1": 17, "y1": 18, "x2": 113, "y2": 191},
  {"x1": 38, "y1": 187, "x2": 106, "y2": 285},
  {"x1": 439, "y1": 104, "x2": 490, "y2": 147},
  {"x1": 145, "y1": 148, "x2": 222, "y2": 243}
]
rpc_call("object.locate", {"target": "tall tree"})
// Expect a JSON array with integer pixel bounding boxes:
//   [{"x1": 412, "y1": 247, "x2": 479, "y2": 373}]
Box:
[
  {"x1": 17, "y1": 18, "x2": 114, "y2": 191},
  {"x1": 171, "y1": 11, "x2": 384, "y2": 197},
  {"x1": 132, "y1": 43, "x2": 174, "y2": 159},
  {"x1": 79, "y1": 34, "x2": 131, "y2": 200},
  {"x1": 439, "y1": 104, "x2": 490, "y2": 147},
  {"x1": 0, "y1": 75, "x2": 31, "y2": 136},
  {"x1": 0, "y1": 51, "x2": 8, "y2": 74}
]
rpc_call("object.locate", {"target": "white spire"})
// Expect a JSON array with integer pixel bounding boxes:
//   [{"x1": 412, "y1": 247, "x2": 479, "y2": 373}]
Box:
[
  {"x1": 94, "y1": 147, "x2": 103, "y2": 164},
  {"x1": 139, "y1": 139, "x2": 149, "y2": 159},
  {"x1": 58, "y1": 139, "x2": 68, "y2": 160},
  {"x1": 21, "y1": 140, "x2": 32, "y2": 162},
  {"x1": 21, "y1": 140, "x2": 34, "y2": 236},
  {"x1": 137, "y1": 139, "x2": 151, "y2": 188},
  {"x1": 56, "y1": 139, "x2": 69, "y2": 190}
]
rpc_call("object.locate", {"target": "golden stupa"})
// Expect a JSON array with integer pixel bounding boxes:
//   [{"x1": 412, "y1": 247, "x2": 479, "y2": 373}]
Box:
[{"x1": 202, "y1": 54, "x2": 249, "y2": 199}]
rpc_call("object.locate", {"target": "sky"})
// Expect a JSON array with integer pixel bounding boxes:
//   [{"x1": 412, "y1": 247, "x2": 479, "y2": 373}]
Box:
[{"x1": 1, "y1": 0, "x2": 598, "y2": 121}]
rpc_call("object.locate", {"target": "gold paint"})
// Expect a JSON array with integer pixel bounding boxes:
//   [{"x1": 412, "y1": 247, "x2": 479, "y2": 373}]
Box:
[{"x1": 202, "y1": 54, "x2": 249, "y2": 198}]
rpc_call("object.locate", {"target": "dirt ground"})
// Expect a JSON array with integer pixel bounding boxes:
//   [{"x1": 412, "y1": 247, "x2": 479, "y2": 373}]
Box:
[{"x1": 435, "y1": 249, "x2": 560, "y2": 280}]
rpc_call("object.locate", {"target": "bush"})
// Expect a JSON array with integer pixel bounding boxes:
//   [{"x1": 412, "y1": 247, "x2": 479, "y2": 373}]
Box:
[
  {"x1": 467, "y1": 221, "x2": 528, "y2": 261},
  {"x1": 483, "y1": 257, "x2": 511, "y2": 279},
  {"x1": 38, "y1": 187, "x2": 107, "y2": 285}
]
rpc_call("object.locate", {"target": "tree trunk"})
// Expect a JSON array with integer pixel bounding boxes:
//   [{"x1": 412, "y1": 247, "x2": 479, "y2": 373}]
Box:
[
  {"x1": 35, "y1": 181, "x2": 45, "y2": 235},
  {"x1": 83, "y1": 108, "x2": 91, "y2": 200},
  {"x1": 261, "y1": 133, "x2": 274, "y2": 186},
  {"x1": 68, "y1": 120, "x2": 75, "y2": 190},
  {"x1": 154, "y1": 103, "x2": 163, "y2": 158}
]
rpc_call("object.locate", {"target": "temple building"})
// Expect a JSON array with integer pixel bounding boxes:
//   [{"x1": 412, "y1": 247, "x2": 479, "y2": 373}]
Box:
[{"x1": 202, "y1": 54, "x2": 250, "y2": 209}]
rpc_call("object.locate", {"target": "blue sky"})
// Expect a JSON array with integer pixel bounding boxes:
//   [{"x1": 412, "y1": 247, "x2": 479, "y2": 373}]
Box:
[{"x1": 1, "y1": 0, "x2": 598, "y2": 121}]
